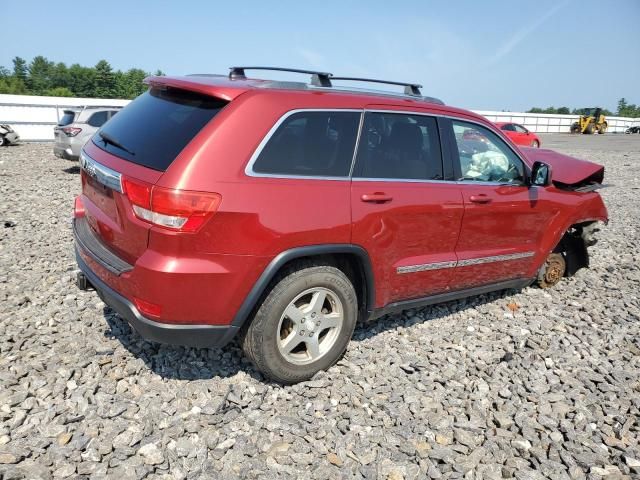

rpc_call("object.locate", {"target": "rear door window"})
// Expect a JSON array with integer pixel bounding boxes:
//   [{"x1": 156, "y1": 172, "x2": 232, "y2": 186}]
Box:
[
  {"x1": 88, "y1": 111, "x2": 109, "y2": 127},
  {"x1": 251, "y1": 111, "x2": 361, "y2": 177},
  {"x1": 353, "y1": 112, "x2": 443, "y2": 180},
  {"x1": 93, "y1": 88, "x2": 227, "y2": 171}
]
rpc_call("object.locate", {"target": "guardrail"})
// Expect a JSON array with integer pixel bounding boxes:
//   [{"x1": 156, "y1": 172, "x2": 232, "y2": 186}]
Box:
[
  {"x1": 0, "y1": 94, "x2": 130, "y2": 141},
  {"x1": 1, "y1": 94, "x2": 639, "y2": 141},
  {"x1": 475, "y1": 110, "x2": 640, "y2": 134}
]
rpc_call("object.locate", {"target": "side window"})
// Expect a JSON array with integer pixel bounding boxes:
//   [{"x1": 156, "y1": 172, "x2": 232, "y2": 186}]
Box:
[
  {"x1": 452, "y1": 120, "x2": 525, "y2": 183},
  {"x1": 252, "y1": 111, "x2": 360, "y2": 177},
  {"x1": 109, "y1": 110, "x2": 120, "y2": 119},
  {"x1": 513, "y1": 124, "x2": 528, "y2": 133},
  {"x1": 353, "y1": 112, "x2": 443, "y2": 180},
  {"x1": 501, "y1": 124, "x2": 515, "y2": 131},
  {"x1": 88, "y1": 111, "x2": 109, "y2": 127}
]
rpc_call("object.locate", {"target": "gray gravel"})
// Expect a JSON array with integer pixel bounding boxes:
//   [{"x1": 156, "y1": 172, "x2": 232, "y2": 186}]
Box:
[{"x1": 0, "y1": 139, "x2": 639, "y2": 479}]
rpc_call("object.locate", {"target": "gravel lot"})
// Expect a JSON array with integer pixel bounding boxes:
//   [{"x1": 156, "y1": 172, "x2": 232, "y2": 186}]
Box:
[{"x1": 0, "y1": 138, "x2": 639, "y2": 479}]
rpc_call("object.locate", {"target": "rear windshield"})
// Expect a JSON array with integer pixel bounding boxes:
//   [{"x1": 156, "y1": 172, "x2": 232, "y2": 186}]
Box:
[
  {"x1": 58, "y1": 111, "x2": 76, "y2": 126},
  {"x1": 92, "y1": 87, "x2": 228, "y2": 171}
]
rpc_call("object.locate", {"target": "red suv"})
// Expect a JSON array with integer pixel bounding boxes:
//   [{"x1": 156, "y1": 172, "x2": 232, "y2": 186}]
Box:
[{"x1": 73, "y1": 67, "x2": 608, "y2": 383}]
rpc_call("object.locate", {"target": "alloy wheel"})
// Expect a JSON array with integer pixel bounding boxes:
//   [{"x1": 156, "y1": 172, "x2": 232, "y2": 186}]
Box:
[{"x1": 276, "y1": 287, "x2": 344, "y2": 365}]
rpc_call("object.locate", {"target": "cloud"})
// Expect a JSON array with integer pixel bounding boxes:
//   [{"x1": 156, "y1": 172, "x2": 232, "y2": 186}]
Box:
[{"x1": 489, "y1": 0, "x2": 569, "y2": 65}]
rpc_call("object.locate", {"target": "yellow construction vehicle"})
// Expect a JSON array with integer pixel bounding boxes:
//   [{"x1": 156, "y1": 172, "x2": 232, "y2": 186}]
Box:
[{"x1": 570, "y1": 108, "x2": 607, "y2": 134}]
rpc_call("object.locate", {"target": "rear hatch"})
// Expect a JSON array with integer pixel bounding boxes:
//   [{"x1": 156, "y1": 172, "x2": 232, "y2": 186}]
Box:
[{"x1": 80, "y1": 87, "x2": 228, "y2": 265}]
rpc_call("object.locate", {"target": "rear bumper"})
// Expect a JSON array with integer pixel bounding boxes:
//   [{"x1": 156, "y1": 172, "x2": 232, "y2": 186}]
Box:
[
  {"x1": 76, "y1": 251, "x2": 239, "y2": 348},
  {"x1": 54, "y1": 145, "x2": 78, "y2": 160}
]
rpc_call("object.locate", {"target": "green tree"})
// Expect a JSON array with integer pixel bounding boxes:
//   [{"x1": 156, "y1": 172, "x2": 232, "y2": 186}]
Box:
[
  {"x1": 50, "y1": 62, "x2": 71, "y2": 90},
  {"x1": 44, "y1": 87, "x2": 74, "y2": 97},
  {"x1": 28, "y1": 56, "x2": 54, "y2": 94},
  {"x1": 94, "y1": 60, "x2": 116, "y2": 98},
  {"x1": 12, "y1": 56, "x2": 27, "y2": 82},
  {"x1": 114, "y1": 68, "x2": 148, "y2": 98},
  {"x1": 67, "y1": 64, "x2": 96, "y2": 98},
  {"x1": 0, "y1": 76, "x2": 28, "y2": 94},
  {"x1": 617, "y1": 98, "x2": 639, "y2": 117},
  {"x1": 1, "y1": 55, "x2": 161, "y2": 98}
]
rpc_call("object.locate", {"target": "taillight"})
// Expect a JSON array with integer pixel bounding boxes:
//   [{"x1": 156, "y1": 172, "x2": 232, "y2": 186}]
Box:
[
  {"x1": 62, "y1": 127, "x2": 82, "y2": 137},
  {"x1": 122, "y1": 177, "x2": 221, "y2": 233}
]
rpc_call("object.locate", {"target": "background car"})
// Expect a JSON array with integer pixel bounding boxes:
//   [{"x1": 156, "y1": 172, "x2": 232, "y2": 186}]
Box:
[
  {"x1": 53, "y1": 106, "x2": 121, "y2": 160},
  {"x1": 496, "y1": 122, "x2": 541, "y2": 147},
  {"x1": 0, "y1": 124, "x2": 20, "y2": 146}
]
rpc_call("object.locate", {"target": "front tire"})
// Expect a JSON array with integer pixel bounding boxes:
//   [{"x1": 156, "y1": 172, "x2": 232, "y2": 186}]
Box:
[
  {"x1": 531, "y1": 140, "x2": 540, "y2": 148},
  {"x1": 0, "y1": 135, "x2": 5, "y2": 147},
  {"x1": 242, "y1": 265, "x2": 358, "y2": 384},
  {"x1": 570, "y1": 123, "x2": 580, "y2": 134}
]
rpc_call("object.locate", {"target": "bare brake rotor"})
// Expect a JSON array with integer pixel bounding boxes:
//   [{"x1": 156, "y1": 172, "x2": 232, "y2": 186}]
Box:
[{"x1": 537, "y1": 253, "x2": 566, "y2": 288}]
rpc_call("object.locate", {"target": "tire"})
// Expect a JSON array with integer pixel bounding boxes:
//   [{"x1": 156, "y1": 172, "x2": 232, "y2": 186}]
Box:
[
  {"x1": 242, "y1": 264, "x2": 358, "y2": 384},
  {"x1": 531, "y1": 140, "x2": 540, "y2": 148},
  {"x1": 0, "y1": 135, "x2": 5, "y2": 147},
  {"x1": 598, "y1": 123, "x2": 607, "y2": 134},
  {"x1": 585, "y1": 123, "x2": 595, "y2": 135},
  {"x1": 570, "y1": 123, "x2": 580, "y2": 134}
]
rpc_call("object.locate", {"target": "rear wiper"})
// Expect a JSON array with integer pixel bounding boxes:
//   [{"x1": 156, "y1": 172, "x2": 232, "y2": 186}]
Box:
[{"x1": 98, "y1": 131, "x2": 135, "y2": 156}]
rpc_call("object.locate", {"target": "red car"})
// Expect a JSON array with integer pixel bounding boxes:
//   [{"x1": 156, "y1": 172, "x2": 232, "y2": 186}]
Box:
[
  {"x1": 73, "y1": 67, "x2": 607, "y2": 383},
  {"x1": 496, "y1": 122, "x2": 541, "y2": 147}
]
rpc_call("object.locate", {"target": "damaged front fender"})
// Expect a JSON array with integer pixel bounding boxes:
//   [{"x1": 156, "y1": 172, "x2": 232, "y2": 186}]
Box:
[{"x1": 521, "y1": 147, "x2": 604, "y2": 189}]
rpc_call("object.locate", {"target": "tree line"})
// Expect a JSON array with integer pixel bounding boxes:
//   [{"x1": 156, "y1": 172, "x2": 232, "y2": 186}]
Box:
[
  {"x1": 2, "y1": 55, "x2": 639, "y2": 117},
  {"x1": 0, "y1": 56, "x2": 164, "y2": 99},
  {"x1": 527, "y1": 99, "x2": 640, "y2": 118}
]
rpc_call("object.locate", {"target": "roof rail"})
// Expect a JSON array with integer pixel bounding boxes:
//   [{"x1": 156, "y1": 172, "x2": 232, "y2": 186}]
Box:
[
  {"x1": 329, "y1": 77, "x2": 422, "y2": 96},
  {"x1": 229, "y1": 66, "x2": 333, "y2": 87},
  {"x1": 226, "y1": 66, "x2": 437, "y2": 101}
]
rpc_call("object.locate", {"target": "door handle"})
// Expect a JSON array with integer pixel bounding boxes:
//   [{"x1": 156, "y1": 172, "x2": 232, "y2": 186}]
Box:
[
  {"x1": 361, "y1": 193, "x2": 393, "y2": 203},
  {"x1": 469, "y1": 194, "x2": 492, "y2": 204}
]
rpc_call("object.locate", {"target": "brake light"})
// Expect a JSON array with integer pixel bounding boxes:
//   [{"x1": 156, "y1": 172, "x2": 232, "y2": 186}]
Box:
[
  {"x1": 62, "y1": 127, "x2": 82, "y2": 137},
  {"x1": 122, "y1": 177, "x2": 221, "y2": 233}
]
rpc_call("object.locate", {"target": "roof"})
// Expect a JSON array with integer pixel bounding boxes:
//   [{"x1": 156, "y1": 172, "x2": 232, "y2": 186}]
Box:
[{"x1": 144, "y1": 72, "x2": 445, "y2": 106}]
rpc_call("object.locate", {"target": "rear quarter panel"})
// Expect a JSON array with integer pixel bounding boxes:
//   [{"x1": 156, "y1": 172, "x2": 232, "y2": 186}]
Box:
[{"x1": 156, "y1": 91, "x2": 363, "y2": 256}]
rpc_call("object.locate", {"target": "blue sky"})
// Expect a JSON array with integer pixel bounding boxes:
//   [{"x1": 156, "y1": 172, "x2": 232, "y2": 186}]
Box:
[{"x1": 3, "y1": 0, "x2": 639, "y2": 111}]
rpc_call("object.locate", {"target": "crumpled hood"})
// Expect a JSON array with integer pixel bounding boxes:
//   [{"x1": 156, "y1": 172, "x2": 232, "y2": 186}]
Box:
[{"x1": 520, "y1": 147, "x2": 604, "y2": 187}]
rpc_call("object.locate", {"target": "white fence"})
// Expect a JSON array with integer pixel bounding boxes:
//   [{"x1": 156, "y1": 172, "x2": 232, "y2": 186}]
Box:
[
  {"x1": 0, "y1": 94, "x2": 130, "y2": 141},
  {"x1": 1, "y1": 94, "x2": 639, "y2": 141},
  {"x1": 475, "y1": 110, "x2": 640, "y2": 134}
]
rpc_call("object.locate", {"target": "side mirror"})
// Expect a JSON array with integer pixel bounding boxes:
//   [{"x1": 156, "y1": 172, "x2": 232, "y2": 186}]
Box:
[{"x1": 530, "y1": 161, "x2": 551, "y2": 186}]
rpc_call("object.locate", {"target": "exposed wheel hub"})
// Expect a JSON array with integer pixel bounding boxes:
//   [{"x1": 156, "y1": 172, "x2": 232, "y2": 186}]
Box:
[{"x1": 538, "y1": 253, "x2": 566, "y2": 288}]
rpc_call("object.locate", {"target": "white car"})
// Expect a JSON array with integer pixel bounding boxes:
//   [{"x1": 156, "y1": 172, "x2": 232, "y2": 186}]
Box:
[{"x1": 53, "y1": 106, "x2": 121, "y2": 160}]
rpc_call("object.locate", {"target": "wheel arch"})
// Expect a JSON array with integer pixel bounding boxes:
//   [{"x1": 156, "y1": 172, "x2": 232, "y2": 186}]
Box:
[
  {"x1": 231, "y1": 244, "x2": 375, "y2": 329},
  {"x1": 533, "y1": 214, "x2": 607, "y2": 279}
]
